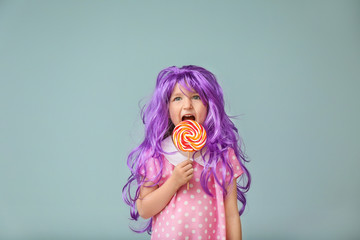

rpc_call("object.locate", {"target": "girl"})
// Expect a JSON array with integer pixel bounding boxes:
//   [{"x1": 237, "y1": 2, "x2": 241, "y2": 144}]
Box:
[{"x1": 123, "y1": 65, "x2": 251, "y2": 240}]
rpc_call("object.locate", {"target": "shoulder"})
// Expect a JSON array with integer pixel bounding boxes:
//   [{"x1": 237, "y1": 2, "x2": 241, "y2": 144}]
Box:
[
  {"x1": 226, "y1": 147, "x2": 243, "y2": 178},
  {"x1": 138, "y1": 151, "x2": 166, "y2": 178}
]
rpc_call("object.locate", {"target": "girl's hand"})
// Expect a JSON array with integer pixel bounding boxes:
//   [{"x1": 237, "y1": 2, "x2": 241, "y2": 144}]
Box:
[
  {"x1": 136, "y1": 160, "x2": 193, "y2": 219},
  {"x1": 170, "y1": 160, "x2": 193, "y2": 189}
]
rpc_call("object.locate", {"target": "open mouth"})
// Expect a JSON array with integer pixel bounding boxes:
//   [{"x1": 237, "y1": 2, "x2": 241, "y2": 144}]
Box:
[{"x1": 182, "y1": 114, "x2": 195, "y2": 121}]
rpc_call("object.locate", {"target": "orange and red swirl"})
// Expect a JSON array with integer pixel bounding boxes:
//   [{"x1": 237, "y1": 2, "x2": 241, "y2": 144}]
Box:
[{"x1": 172, "y1": 120, "x2": 207, "y2": 152}]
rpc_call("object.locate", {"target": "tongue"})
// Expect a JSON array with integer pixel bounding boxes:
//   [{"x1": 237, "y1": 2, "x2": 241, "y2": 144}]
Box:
[{"x1": 182, "y1": 116, "x2": 195, "y2": 121}]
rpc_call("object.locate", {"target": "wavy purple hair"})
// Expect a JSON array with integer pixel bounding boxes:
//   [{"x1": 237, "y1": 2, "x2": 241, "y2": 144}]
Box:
[{"x1": 122, "y1": 65, "x2": 251, "y2": 234}]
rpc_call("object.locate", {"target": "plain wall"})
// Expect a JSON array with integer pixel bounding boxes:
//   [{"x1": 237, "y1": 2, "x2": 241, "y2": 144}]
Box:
[{"x1": 1, "y1": 1, "x2": 359, "y2": 239}]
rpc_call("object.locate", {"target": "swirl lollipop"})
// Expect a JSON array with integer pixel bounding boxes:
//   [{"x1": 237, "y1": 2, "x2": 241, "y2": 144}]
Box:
[{"x1": 172, "y1": 120, "x2": 207, "y2": 189}]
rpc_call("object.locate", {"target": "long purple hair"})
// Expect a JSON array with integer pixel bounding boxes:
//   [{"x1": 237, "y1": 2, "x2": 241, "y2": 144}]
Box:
[{"x1": 122, "y1": 65, "x2": 251, "y2": 234}]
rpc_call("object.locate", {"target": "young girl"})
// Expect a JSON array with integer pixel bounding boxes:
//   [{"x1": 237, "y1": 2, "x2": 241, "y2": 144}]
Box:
[{"x1": 123, "y1": 65, "x2": 251, "y2": 240}]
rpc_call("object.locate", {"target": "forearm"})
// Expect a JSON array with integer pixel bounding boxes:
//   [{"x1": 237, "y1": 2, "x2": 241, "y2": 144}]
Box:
[
  {"x1": 225, "y1": 179, "x2": 242, "y2": 240},
  {"x1": 226, "y1": 215, "x2": 242, "y2": 240},
  {"x1": 136, "y1": 177, "x2": 180, "y2": 219}
]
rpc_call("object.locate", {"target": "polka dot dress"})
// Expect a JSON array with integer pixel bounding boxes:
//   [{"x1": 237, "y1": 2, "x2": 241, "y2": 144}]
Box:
[{"x1": 141, "y1": 148, "x2": 243, "y2": 240}]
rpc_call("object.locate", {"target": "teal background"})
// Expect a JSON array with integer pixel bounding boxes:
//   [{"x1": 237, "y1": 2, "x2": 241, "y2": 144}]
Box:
[{"x1": 1, "y1": 1, "x2": 359, "y2": 239}]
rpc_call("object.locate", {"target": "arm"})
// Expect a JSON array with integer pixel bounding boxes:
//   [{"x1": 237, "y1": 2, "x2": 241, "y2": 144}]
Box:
[
  {"x1": 225, "y1": 179, "x2": 242, "y2": 240},
  {"x1": 136, "y1": 160, "x2": 193, "y2": 219}
]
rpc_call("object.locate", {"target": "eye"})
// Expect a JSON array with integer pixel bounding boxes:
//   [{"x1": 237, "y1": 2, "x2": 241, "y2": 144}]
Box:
[
  {"x1": 173, "y1": 96, "x2": 181, "y2": 101},
  {"x1": 192, "y1": 95, "x2": 200, "y2": 100}
]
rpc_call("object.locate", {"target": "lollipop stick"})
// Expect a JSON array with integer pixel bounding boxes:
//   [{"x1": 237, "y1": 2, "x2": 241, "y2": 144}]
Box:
[{"x1": 187, "y1": 152, "x2": 190, "y2": 190}]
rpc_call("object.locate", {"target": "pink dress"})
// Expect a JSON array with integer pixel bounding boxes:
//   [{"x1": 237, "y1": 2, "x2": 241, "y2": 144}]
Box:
[{"x1": 140, "y1": 140, "x2": 243, "y2": 240}]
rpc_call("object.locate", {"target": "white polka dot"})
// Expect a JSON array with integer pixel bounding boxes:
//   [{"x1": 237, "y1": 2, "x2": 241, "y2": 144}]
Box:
[
  {"x1": 185, "y1": 237, "x2": 189, "y2": 240},
  {"x1": 213, "y1": 230, "x2": 215, "y2": 233},
  {"x1": 178, "y1": 232, "x2": 182, "y2": 236},
  {"x1": 192, "y1": 218, "x2": 196, "y2": 222},
  {"x1": 184, "y1": 201, "x2": 188, "y2": 205},
  {"x1": 198, "y1": 237, "x2": 202, "y2": 240},
  {"x1": 190, "y1": 195, "x2": 195, "y2": 199},
  {"x1": 204, "y1": 206, "x2": 208, "y2": 210},
  {"x1": 162, "y1": 217, "x2": 165, "y2": 220},
  {"x1": 208, "y1": 236, "x2": 211, "y2": 239},
  {"x1": 205, "y1": 218, "x2": 208, "y2": 222},
  {"x1": 214, "y1": 218, "x2": 217, "y2": 222},
  {"x1": 203, "y1": 194, "x2": 207, "y2": 199},
  {"x1": 154, "y1": 228, "x2": 157, "y2": 232},
  {"x1": 190, "y1": 184, "x2": 194, "y2": 188},
  {"x1": 214, "y1": 207, "x2": 217, "y2": 210},
  {"x1": 159, "y1": 222, "x2": 162, "y2": 226},
  {"x1": 178, "y1": 208, "x2": 182, "y2": 212},
  {"x1": 166, "y1": 233, "x2": 169, "y2": 237},
  {"x1": 162, "y1": 228, "x2": 165, "y2": 232},
  {"x1": 221, "y1": 213, "x2": 224, "y2": 217},
  {"x1": 178, "y1": 219, "x2": 182, "y2": 224},
  {"x1": 177, "y1": 197, "x2": 181, "y2": 201},
  {"x1": 198, "y1": 200, "x2": 202, "y2": 204},
  {"x1": 198, "y1": 212, "x2": 203, "y2": 216},
  {"x1": 226, "y1": 172, "x2": 230, "y2": 176},
  {"x1": 209, "y1": 224, "x2": 212, "y2": 228},
  {"x1": 172, "y1": 203, "x2": 175, "y2": 208},
  {"x1": 171, "y1": 215, "x2": 175, "y2": 219},
  {"x1": 220, "y1": 201, "x2": 223, "y2": 206},
  {"x1": 222, "y1": 237, "x2": 226, "y2": 240},
  {"x1": 196, "y1": 178, "x2": 200, "y2": 182},
  {"x1": 185, "y1": 212, "x2": 189, "y2": 217},
  {"x1": 183, "y1": 190, "x2": 187, "y2": 194},
  {"x1": 210, "y1": 200, "x2": 212, "y2": 204},
  {"x1": 222, "y1": 225, "x2": 225, "y2": 229},
  {"x1": 191, "y1": 206, "x2": 196, "y2": 211},
  {"x1": 205, "y1": 229, "x2": 208, "y2": 234},
  {"x1": 192, "y1": 230, "x2": 196, "y2": 234},
  {"x1": 197, "y1": 189, "x2": 201, "y2": 193},
  {"x1": 171, "y1": 226, "x2": 175, "y2": 231},
  {"x1": 194, "y1": 167, "x2": 198, "y2": 171},
  {"x1": 199, "y1": 224, "x2": 203, "y2": 228},
  {"x1": 234, "y1": 174, "x2": 238, "y2": 177},
  {"x1": 237, "y1": 166, "x2": 240, "y2": 170},
  {"x1": 217, "y1": 236, "x2": 220, "y2": 239},
  {"x1": 232, "y1": 156, "x2": 236, "y2": 160},
  {"x1": 185, "y1": 224, "x2": 189, "y2": 229},
  {"x1": 158, "y1": 234, "x2": 160, "y2": 237},
  {"x1": 166, "y1": 210, "x2": 169, "y2": 214},
  {"x1": 209, "y1": 212, "x2": 213, "y2": 216},
  {"x1": 166, "y1": 222, "x2": 169, "y2": 226}
]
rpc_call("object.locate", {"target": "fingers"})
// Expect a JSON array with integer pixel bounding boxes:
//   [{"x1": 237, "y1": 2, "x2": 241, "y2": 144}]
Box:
[
  {"x1": 178, "y1": 159, "x2": 193, "y2": 167},
  {"x1": 178, "y1": 161, "x2": 193, "y2": 175},
  {"x1": 172, "y1": 160, "x2": 194, "y2": 187},
  {"x1": 182, "y1": 162, "x2": 193, "y2": 172},
  {"x1": 185, "y1": 167, "x2": 194, "y2": 177}
]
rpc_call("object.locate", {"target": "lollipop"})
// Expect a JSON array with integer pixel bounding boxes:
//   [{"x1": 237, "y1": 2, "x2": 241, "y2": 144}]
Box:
[{"x1": 172, "y1": 120, "x2": 207, "y2": 189}]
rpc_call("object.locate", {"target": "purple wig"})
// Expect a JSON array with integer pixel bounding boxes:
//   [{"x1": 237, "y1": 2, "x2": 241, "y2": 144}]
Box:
[{"x1": 122, "y1": 65, "x2": 251, "y2": 234}]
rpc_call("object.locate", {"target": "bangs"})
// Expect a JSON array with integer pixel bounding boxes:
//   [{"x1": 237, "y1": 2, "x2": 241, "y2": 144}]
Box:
[{"x1": 176, "y1": 73, "x2": 209, "y2": 106}]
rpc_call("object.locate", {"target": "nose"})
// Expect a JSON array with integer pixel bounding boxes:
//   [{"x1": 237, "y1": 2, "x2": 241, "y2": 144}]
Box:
[{"x1": 183, "y1": 96, "x2": 193, "y2": 109}]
